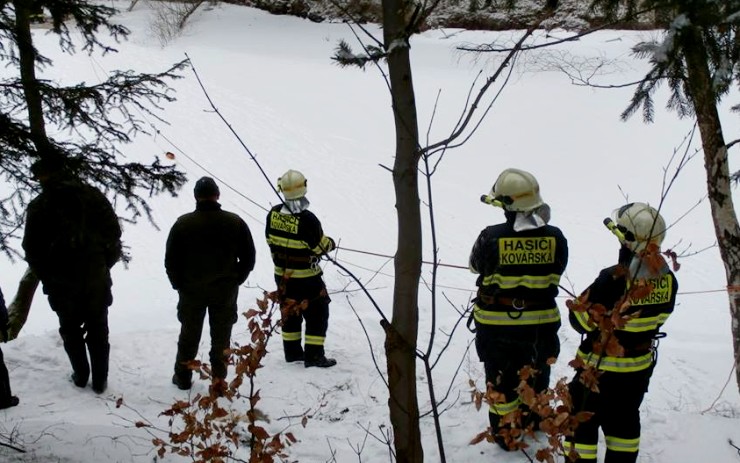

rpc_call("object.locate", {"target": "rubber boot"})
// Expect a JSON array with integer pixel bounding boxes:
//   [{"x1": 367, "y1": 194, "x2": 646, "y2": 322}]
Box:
[
  {"x1": 304, "y1": 344, "x2": 336, "y2": 368},
  {"x1": 283, "y1": 340, "x2": 305, "y2": 363}
]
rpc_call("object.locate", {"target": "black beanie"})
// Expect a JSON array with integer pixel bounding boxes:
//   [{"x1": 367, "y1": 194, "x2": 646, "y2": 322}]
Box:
[{"x1": 194, "y1": 176, "x2": 220, "y2": 199}]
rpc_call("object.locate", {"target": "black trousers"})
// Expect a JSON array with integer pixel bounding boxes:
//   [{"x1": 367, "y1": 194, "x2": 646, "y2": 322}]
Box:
[
  {"x1": 0, "y1": 348, "x2": 14, "y2": 405},
  {"x1": 174, "y1": 286, "x2": 238, "y2": 381},
  {"x1": 276, "y1": 274, "x2": 331, "y2": 361},
  {"x1": 565, "y1": 366, "x2": 654, "y2": 463},
  {"x1": 48, "y1": 284, "x2": 112, "y2": 390},
  {"x1": 477, "y1": 328, "x2": 560, "y2": 431}
]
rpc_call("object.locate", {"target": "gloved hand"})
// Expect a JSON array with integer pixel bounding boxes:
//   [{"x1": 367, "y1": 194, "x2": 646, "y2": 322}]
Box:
[{"x1": 326, "y1": 236, "x2": 336, "y2": 253}]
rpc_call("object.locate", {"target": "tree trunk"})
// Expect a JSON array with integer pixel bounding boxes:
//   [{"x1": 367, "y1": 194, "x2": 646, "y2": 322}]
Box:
[
  {"x1": 382, "y1": 0, "x2": 424, "y2": 460},
  {"x1": 13, "y1": 0, "x2": 51, "y2": 152},
  {"x1": 680, "y1": 25, "x2": 740, "y2": 394},
  {"x1": 7, "y1": 267, "x2": 39, "y2": 340}
]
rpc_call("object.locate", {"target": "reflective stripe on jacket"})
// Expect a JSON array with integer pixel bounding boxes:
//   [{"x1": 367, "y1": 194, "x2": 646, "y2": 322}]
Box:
[
  {"x1": 569, "y1": 263, "x2": 678, "y2": 373},
  {"x1": 469, "y1": 220, "x2": 568, "y2": 331},
  {"x1": 265, "y1": 205, "x2": 331, "y2": 279}
]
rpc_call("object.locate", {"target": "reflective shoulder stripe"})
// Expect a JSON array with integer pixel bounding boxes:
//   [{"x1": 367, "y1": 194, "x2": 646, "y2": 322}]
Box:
[
  {"x1": 482, "y1": 273, "x2": 562, "y2": 289},
  {"x1": 268, "y1": 235, "x2": 310, "y2": 250},
  {"x1": 605, "y1": 435, "x2": 640, "y2": 453},
  {"x1": 576, "y1": 349, "x2": 653, "y2": 372},
  {"x1": 274, "y1": 266, "x2": 322, "y2": 278},
  {"x1": 474, "y1": 304, "x2": 560, "y2": 326}
]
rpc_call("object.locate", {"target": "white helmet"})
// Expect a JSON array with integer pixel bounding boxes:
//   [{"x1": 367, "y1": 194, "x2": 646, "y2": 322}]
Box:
[
  {"x1": 489, "y1": 168, "x2": 544, "y2": 212},
  {"x1": 277, "y1": 169, "x2": 307, "y2": 200},
  {"x1": 614, "y1": 202, "x2": 666, "y2": 252}
]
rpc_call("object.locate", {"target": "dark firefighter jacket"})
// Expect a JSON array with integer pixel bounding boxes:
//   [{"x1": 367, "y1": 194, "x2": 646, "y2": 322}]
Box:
[
  {"x1": 569, "y1": 263, "x2": 678, "y2": 373},
  {"x1": 23, "y1": 179, "x2": 122, "y2": 296},
  {"x1": 165, "y1": 201, "x2": 256, "y2": 293},
  {"x1": 265, "y1": 205, "x2": 334, "y2": 300},
  {"x1": 469, "y1": 220, "x2": 568, "y2": 341}
]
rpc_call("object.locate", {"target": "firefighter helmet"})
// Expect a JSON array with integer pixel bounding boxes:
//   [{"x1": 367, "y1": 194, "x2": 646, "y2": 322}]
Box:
[
  {"x1": 489, "y1": 168, "x2": 544, "y2": 212},
  {"x1": 614, "y1": 202, "x2": 666, "y2": 252},
  {"x1": 277, "y1": 169, "x2": 307, "y2": 200}
]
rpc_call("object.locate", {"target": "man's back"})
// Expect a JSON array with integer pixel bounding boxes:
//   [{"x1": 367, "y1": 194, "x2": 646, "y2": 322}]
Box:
[
  {"x1": 23, "y1": 179, "x2": 121, "y2": 292},
  {"x1": 165, "y1": 201, "x2": 255, "y2": 293}
]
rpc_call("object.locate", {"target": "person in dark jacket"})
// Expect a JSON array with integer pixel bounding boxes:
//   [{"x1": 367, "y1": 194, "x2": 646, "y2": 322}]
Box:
[
  {"x1": 564, "y1": 202, "x2": 677, "y2": 463},
  {"x1": 469, "y1": 168, "x2": 568, "y2": 450},
  {"x1": 266, "y1": 169, "x2": 336, "y2": 368},
  {"x1": 0, "y1": 286, "x2": 19, "y2": 409},
  {"x1": 23, "y1": 157, "x2": 122, "y2": 394},
  {"x1": 166, "y1": 177, "x2": 256, "y2": 390}
]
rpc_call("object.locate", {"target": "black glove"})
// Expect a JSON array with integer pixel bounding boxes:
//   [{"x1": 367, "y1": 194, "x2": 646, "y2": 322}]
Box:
[{"x1": 618, "y1": 244, "x2": 634, "y2": 266}]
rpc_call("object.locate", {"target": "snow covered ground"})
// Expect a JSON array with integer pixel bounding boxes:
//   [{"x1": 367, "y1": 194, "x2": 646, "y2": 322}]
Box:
[{"x1": 0, "y1": 2, "x2": 738, "y2": 462}]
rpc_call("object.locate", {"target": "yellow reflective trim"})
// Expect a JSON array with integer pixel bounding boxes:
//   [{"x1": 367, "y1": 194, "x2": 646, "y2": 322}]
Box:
[
  {"x1": 305, "y1": 335, "x2": 325, "y2": 346},
  {"x1": 577, "y1": 349, "x2": 653, "y2": 372},
  {"x1": 267, "y1": 234, "x2": 309, "y2": 250},
  {"x1": 482, "y1": 273, "x2": 562, "y2": 289},
  {"x1": 657, "y1": 312, "x2": 670, "y2": 325},
  {"x1": 489, "y1": 397, "x2": 521, "y2": 416},
  {"x1": 274, "y1": 266, "x2": 322, "y2": 278},
  {"x1": 474, "y1": 305, "x2": 560, "y2": 326},
  {"x1": 282, "y1": 331, "x2": 302, "y2": 342},
  {"x1": 573, "y1": 309, "x2": 596, "y2": 332},
  {"x1": 621, "y1": 315, "x2": 661, "y2": 332},
  {"x1": 605, "y1": 435, "x2": 640, "y2": 453},
  {"x1": 311, "y1": 235, "x2": 334, "y2": 254},
  {"x1": 563, "y1": 441, "x2": 598, "y2": 459}
]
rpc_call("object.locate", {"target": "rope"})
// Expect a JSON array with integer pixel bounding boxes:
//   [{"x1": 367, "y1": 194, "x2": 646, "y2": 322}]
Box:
[
  {"x1": 85, "y1": 58, "x2": 729, "y2": 300},
  {"x1": 336, "y1": 246, "x2": 728, "y2": 297}
]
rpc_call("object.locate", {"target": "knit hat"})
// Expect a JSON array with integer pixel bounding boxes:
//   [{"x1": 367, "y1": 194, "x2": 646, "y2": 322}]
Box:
[
  {"x1": 30, "y1": 156, "x2": 66, "y2": 180},
  {"x1": 194, "y1": 176, "x2": 220, "y2": 199}
]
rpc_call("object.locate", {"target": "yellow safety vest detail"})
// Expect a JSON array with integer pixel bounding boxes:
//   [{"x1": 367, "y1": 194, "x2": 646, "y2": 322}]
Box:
[
  {"x1": 267, "y1": 235, "x2": 309, "y2": 250},
  {"x1": 498, "y1": 237, "x2": 556, "y2": 265},
  {"x1": 274, "y1": 266, "x2": 322, "y2": 278},
  {"x1": 576, "y1": 349, "x2": 653, "y2": 373},
  {"x1": 269, "y1": 211, "x2": 299, "y2": 234},
  {"x1": 474, "y1": 305, "x2": 560, "y2": 326},
  {"x1": 621, "y1": 314, "x2": 663, "y2": 333},
  {"x1": 628, "y1": 274, "x2": 672, "y2": 306},
  {"x1": 605, "y1": 435, "x2": 640, "y2": 453},
  {"x1": 482, "y1": 273, "x2": 562, "y2": 289}
]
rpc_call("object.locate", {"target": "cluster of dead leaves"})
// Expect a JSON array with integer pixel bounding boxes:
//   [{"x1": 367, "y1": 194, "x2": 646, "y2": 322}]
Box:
[
  {"x1": 134, "y1": 292, "x2": 300, "y2": 463},
  {"x1": 469, "y1": 363, "x2": 593, "y2": 462}
]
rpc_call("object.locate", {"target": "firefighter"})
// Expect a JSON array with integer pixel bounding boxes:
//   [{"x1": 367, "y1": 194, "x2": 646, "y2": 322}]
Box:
[
  {"x1": 266, "y1": 169, "x2": 337, "y2": 368},
  {"x1": 564, "y1": 202, "x2": 678, "y2": 463},
  {"x1": 469, "y1": 168, "x2": 569, "y2": 450}
]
